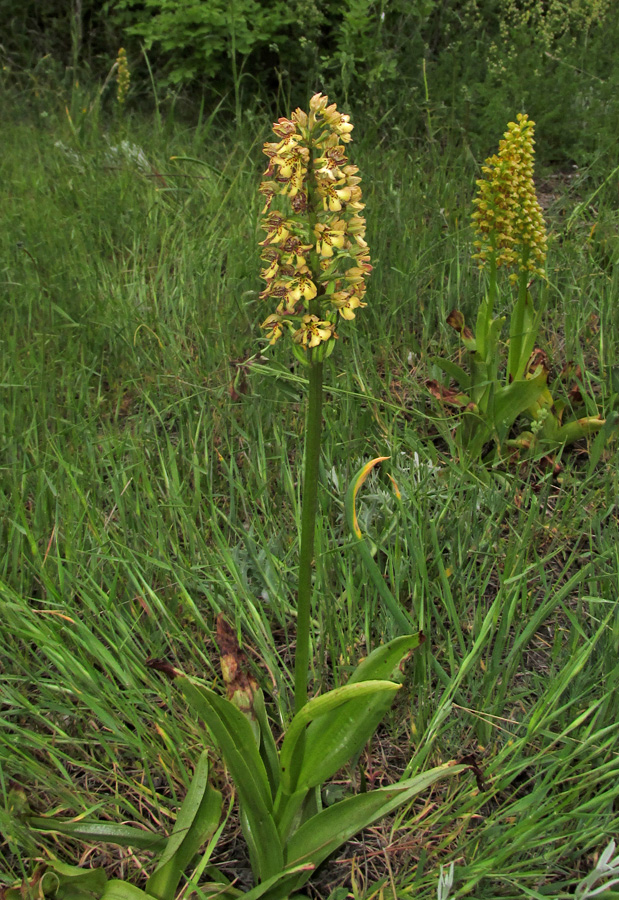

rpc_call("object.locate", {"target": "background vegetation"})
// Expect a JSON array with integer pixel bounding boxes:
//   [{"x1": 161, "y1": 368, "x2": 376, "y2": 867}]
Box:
[
  {"x1": 3, "y1": 0, "x2": 619, "y2": 161},
  {"x1": 1, "y1": 1, "x2": 618, "y2": 897}
]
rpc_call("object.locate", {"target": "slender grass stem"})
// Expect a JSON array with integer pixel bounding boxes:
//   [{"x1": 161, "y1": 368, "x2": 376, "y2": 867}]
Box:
[{"x1": 294, "y1": 356, "x2": 323, "y2": 713}]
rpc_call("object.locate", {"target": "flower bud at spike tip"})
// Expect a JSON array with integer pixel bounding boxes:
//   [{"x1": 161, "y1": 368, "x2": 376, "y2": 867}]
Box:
[
  {"x1": 258, "y1": 94, "x2": 369, "y2": 354},
  {"x1": 472, "y1": 113, "x2": 547, "y2": 277}
]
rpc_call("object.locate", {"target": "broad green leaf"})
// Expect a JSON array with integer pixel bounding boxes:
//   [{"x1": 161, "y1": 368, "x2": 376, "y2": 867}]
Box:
[
  {"x1": 491, "y1": 373, "x2": 546, "y2": 430},
  {"x1": 285, "y1": 764, "x2": 468, "y2": 877},
  {"x1": 102, "y1": 882, "x2": 150, "y2": 900},
  {"x1": 274, "y1": 640, "x2": 422, "y2": 837},
  {"x1": 39, "y1": 860, "x2": 108, "y2": 899},
  {"x1": 518, "y1": 294, "x2": 547, "y2": 375},
  {"x1": 45, "y1": 860, "x2": 107, "y2": 882},
  {"x1": 179, "y1": 678, "x2": 273, "y2": 811},
  {"x1": 508, "y1": 279, "x2": 538, "y2": 381},
  {"x1": 285, "y1": 636, "x2": 423, "y2": 802},
  {"x1": 432, "y1": 357, "x2": 471, "y2": 391},
  {"x1": 475, "y1": 291, "x2": 494, "y2": 359},
  {"x1": 253, "y1": 688, "x2": 281, "y2": 797},
  {"x1": 146, "y1": 751, "x2": 222, "y2": 900},
  {"x1": 179, "y1": 678, "x2": 284, "y2": 881},
  {"x1": 347, "y1": 634, "x2": 425, "y2": 685},
  {"x1": 279, "y1": 680, "x2": 401, "y2": 792},
  {"x1": 53, "y1": 888, "x2": 106, "y2": 900},
  {"x1": 555, "y1": 414, "x2": 606, "y2": 446},
  {"x1": 273, "y1": 788, "x2": 308, "y2": 843},
  {"x1": 28, "y1": 817, "x2": 165, "y2": 851},
  {"x1": 240, "y1": 863, "x2": 316, "y2": 900},
  {"x1": 484, "y1": 315, "x2": 506, "y2": 364}
]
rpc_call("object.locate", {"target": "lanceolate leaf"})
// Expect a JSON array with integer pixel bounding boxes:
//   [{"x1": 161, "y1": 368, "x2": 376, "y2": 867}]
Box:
[
  {"x1": 179, "y1": 677, "x2": 284, "y2": 881},
  {"x1": 179, "y1": 678, "x2": 272, "y2": 811},
  {"x1": 28, "y1": 817, "x2": 166, "y2": 852},
  {"x1": 292, "y1": 635, "x2": 424, "y2": 794},
  {"x1": 555, "y1": 414, "x2": 606, "y2": 445},
  {"x1": 492, "y1": 372, "x2": 547, "y2": 429},
  {"x1": 146, "y1": 751, "x2": 222, "y2": 900},
  {"x1": 253, "y1": 687, "x2": 281, "y2": 797},
  {"x1": 102, "y1": 882, "x2": 150, "y2": 900},
  {"x1": 38, "y1": 859, "x2": 108, "y2": 899},
  {"x1": 241, "y1": 863, "x2": 316, "y2": 900},
  {"x1": 278, "y1": 681, "x2": 401, "y2": 793},
  {"x1": 432, "y1": 357, "x2": 471, "y2": 391},
  {"x1": 518, "y1": 292, "x2": 547, "y2": 377},
  {"x1": 285, "y1": 764, "x2": 467, "y2": 876},
  {"x1": 347, "y1": 634, "x2": 425, "y2": 684},
  {"x1": 485, "y1": 315, "x2": 506, "y2": 364}
]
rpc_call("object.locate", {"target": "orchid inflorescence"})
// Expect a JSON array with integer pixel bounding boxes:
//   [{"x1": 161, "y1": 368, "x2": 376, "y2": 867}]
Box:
[
  {"x1": 472, "y1": 113, "x2": 547, "y2": 281},
  {"x1": 259, "y1": 93, "x2": 371, "y2": 357},
  {"x1": 116, "y1": 48, "x2": 130, "y2": 106}
]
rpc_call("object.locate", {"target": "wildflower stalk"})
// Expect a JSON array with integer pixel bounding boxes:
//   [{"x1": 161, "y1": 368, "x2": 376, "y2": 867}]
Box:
[
  {"x1": 507, "y1": 256, "x2": 531, "y2": 382},
  {"x1": 258, "y1": 93, "x2": 371, "y2": 709},
  {"x1": 295, "y1": 144, "x2": 324, "y2": 711},
  {"x1": 295, "y1": 353, "x2": 323, "y2": 711}
]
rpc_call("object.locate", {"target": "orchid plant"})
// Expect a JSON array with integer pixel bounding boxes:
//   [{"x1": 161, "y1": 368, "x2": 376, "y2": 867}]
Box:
[
  {"x1": 429, "y1": 113, "x2": 607, "y2": 462},
  {"x1": 10, "y1": 95, "x2": 468, "y2": 900}
]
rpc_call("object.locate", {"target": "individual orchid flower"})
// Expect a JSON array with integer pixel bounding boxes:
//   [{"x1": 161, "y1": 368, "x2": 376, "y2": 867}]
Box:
[
  {"x1": 293, "y1": 315, "x2": 335, "y2": 348},
  {"x1": 261, "y1": 313, "x2": 288, "y2": 345},
  {"x1": 287, "y1": 276, "x2": 318, "y2": 303},
  {"x1": 314, "y1": 221, "x2": 348, "y2": 258}
]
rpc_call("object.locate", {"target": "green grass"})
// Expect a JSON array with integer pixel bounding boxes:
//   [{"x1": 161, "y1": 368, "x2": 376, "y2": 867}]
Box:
[{"x1": 1, "y1": 81, "x2": 618, "y2": 900}]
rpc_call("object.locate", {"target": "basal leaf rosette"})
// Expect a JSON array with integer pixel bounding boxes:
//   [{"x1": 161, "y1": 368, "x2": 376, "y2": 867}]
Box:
[
  {"x1": 259, "y1": 93, "x2": 371, "y2": 360},
  {"x1": 471, "y1": 113, "x2": 547, "y2": 282}
]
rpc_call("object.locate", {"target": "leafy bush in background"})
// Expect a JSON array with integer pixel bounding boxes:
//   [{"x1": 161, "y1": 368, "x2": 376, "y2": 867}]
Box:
[
  {"x1": 1, "y1": 0, "x2": 618, "y2": 163},
  {"x1": 427, "y1": 0, "x2": 619, "y2": 163},
  {"x1": 110, "y1": 0, "x2": 296, "y2": 87}
]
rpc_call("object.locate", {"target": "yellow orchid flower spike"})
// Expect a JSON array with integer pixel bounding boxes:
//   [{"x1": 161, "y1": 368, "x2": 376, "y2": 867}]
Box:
[{"x1": 258, "y1": 93, "x2": 370, "y2": 361}]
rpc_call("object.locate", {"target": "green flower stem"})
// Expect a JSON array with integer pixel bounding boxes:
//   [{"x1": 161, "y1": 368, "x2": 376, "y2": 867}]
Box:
[
  {"x1": 486, "y1": 255, "x2": 501, "y2": 388},
  {"x1": 477, "y1": 252, "x2": 497, "y2": 346},
  {"x1": 487, "y1": 252, "x2": 498, "y2": 324},
  {"x1": 473, "y1": 253, "x2": 497, "y2": 404},
  {"x1": 294, "y1": 353, "x2": 324, "y2": 713},
  {"x1": 508, "y1": 256, "x2": 530, "y2": 383}
]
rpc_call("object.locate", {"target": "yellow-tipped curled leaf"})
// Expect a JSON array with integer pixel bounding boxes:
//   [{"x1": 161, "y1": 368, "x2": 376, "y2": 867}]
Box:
[
  {"x1": 346, "y1": 456, "x2": 389, "y2": 539},
  {"x1": 344, "y1": 459, "x2": 415, "y2": 633}
]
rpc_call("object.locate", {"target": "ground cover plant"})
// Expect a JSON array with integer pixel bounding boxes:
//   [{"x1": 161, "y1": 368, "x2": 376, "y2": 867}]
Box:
[{"x1": 1, "y1": 62, "x2": 619, "y2": 900}]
